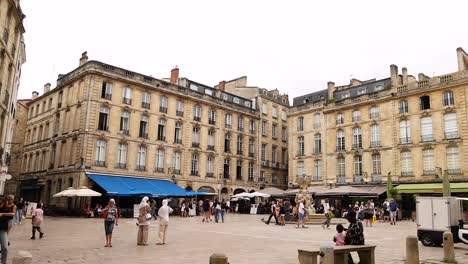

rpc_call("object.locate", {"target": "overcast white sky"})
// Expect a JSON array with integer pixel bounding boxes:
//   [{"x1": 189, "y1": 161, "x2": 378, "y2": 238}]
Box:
[{"x1": 18, "y1": 0, "x2": 468, "y2": 102}]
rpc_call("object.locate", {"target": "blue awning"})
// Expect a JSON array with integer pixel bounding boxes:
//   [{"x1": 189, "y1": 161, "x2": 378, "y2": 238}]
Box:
[
  {"x1": 87, "y1": 173, "x2": 188, "y2": 197},
  {"x1": 185, "y1": 191, "x2": 215, "y2": 196}
]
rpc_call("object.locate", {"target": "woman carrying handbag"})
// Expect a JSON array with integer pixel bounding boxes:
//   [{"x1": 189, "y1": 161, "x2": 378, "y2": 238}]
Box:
[{"x1": 137, "y1": 197, "x2": 152, "y2": 246}]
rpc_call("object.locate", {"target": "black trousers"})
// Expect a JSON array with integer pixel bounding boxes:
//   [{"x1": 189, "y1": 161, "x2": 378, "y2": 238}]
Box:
[{"x1": 266, "y1": 212, "x2": 279, "y2": 224}]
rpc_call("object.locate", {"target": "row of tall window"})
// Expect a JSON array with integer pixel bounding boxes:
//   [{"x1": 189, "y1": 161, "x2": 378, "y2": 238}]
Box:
[
  {"x1": 297, "y1": 113, "x2": 321, "y2": 131},
  {"x1": 399, "y1": 113, "x2": 458, "y2": 144},
  {"x1": 296, "y1": 160, "x2": 322, "y2": 181},
  {"x1": 261, "y1": 121, "x2": 287, "y2": 140},
  {"x1": 99, "y1": 107, "x2": 256, "y2": 134},
  {"x1": 400, "y1": 147, "x2": 460, "y2": 176},
  {"x1": 262, "y1": 103, "x2": 287, "y2": 121},
  {"x1": 26, "y1": 123, "x2": 50, "y2": 144},
  {"x1": 95, "y1": 140, "x2": 255, "y2": 180},
  {"x1": 400, "y1": 91, "x2": 454, "y2": 113},
  {"x1": 260, "y1": 144, "x2": 288, "y2": 165},
  {"x1": 297, "y1": 134, "x2": 322, "y2": 156}
]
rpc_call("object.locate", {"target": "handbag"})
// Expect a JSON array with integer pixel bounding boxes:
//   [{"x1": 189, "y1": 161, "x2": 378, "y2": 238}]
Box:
[
  {"x1": 102, "y1": 210, "x2": 108, "y2": 219},
  {"x1": 146, "y1": 213, "x2": 152, "y2": 220}
]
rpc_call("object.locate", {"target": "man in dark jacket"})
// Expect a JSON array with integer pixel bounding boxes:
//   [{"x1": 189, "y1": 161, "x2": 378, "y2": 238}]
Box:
[{"x1": 284, "y1": 199, "x2": 291, "y2": 221}]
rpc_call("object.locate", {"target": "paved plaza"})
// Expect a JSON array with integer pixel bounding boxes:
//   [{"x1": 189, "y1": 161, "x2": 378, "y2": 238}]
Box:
[{"x1": 6, "y1": 214, "x2": 468, "y2": 264}]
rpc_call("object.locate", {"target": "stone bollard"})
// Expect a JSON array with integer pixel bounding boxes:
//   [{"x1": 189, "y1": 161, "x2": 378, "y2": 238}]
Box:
[
  {"x1": 319, "y1": 243, "x2": 334, "y2": 264},
  {"x1": 405, "y1": 236, "x2": 419, "y2": 264},
  {"x1": 13, "y1": 251, "x2": 32, "y2": 264},
  {"x1": 209, "y1": 253, "x2": 228, "y2": 264},
  {"x1": 442, "y1": 231, "x2": 457, "y2": 263}
]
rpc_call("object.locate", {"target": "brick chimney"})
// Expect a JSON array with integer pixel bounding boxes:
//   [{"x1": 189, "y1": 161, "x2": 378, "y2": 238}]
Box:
[
  {"x1": 218, "y1": 81, "x2": 226, "y2": 91},
  {"x1": 79, "y1": 51, "x2": 88, "y2": 66},
  {"x1": 43, "y1": 83, "x2": 51, "y2": 93},
  {"x1": 170, "y1": 66, "x2": 179, "y2": 84},
  {"x1": 32, "y1": 91, "x2": 39, "y2": 99},
  {"x1": 402, "y1": 67, "x2": 408, "y2": 84}
]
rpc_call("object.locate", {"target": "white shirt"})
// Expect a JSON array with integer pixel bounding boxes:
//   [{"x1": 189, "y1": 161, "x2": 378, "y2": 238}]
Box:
[
  {"x1": 299, "y1": 202, "x2": 305, "y2": 214},
  {"x1": 324, "y1": 203, "x2": 330, "y2": 212},
  {"x1": 158, "y1": 201, "x2": 174, "y2": 225}
]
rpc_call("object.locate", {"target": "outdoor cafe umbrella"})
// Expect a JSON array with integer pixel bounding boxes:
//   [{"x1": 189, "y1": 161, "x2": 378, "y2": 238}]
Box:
[
  {"x1": 232, "y1": 192, "x2": 255, "y2": 198},
  {"x1": 65, "y1": 186, "x2": 102, "y2": 197},
  {"x1": 53, "y1": 187, "x2": 76, "y2": 197}
]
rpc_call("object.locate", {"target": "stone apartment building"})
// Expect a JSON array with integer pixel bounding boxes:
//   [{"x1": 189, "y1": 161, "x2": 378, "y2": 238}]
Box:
[
  {"x1": 218, "y1": 77, "x2": 289, "y2": 189},
  {"x1": 289, "y1": 47, "x2": 468, "y2": 191},
  {"x1": 15, "y1": 53, "x2": 290, "y2": 206},
  {"x1": 0, "y1": 0, "x2": 26, "y2": 194}
]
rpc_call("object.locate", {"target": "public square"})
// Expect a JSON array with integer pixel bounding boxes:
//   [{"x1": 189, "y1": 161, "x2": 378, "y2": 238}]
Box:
[{"x1": 6, "y1": 214, "x2": 468, "y2": 264}]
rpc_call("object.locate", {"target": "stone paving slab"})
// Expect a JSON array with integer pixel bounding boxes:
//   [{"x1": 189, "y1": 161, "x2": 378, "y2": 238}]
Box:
[{"x1": 5, "y1": 214, "x2": 468, "y2": 264}]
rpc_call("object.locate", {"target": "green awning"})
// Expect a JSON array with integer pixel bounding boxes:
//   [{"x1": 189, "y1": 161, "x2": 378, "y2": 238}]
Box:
[{"x1": 395, "y1": 182, "x2": 468, "y2": 194}]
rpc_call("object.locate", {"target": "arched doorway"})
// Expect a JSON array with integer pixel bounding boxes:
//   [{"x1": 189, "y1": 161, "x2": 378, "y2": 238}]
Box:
[
  {"x1": 185, "y1": 186, "x2": 193, "y2": 191},
  {"x1": 197, "y1": 186, "x2": 215, "y2": 194},
  {"x1": 249, "y1": 189, "x2": 256, "y2": 193},
  {"x1": 233, "y1": 188, "x2": 245, "y2": 195},
  {"x1": 220, "y1": 187, "x2": 229, "y2": 200}
]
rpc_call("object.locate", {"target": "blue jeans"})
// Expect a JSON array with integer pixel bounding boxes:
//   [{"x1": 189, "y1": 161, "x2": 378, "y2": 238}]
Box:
[
  {"x1": 214, "y1": 209, "x2": 221, "y2": 222},
  {"x1": 15, "y1": 210, "x2": 22, "y2": 224},
  {"x1": 0, "y1": 230, "x2": 8, "y2": 263},
  {"x1": 221, "y1": 209, "x2": 226, "y2": 223},
  {"x1": 104, "y1": 221, "x2": 114, "y2": 235}
]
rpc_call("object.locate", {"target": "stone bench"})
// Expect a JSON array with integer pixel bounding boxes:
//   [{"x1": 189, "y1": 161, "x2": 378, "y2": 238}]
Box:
[
  {"x1": 298, "y1": 249, "x2": 320, "y2": 264},
  {"x1": 334, "y1": 245, "x2": 376, "y2": 264}
]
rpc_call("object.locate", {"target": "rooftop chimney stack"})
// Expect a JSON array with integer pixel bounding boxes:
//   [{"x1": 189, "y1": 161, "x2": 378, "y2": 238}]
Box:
[
  {"x1": 79, "y1": 51, "x2": 88, "y2": 66},
  {"x1": 327, "y1": 81, "x2": 335, "y2": 98},
  {"x1": 218, "y1": 81, "x2": 226, "y2": 91},
  {"x1": 390, "y1": 64, "x2": 399, "y2": 87},
  {"x1": 32, "y1": 91, "x2": 39, "y2": 99},
  {"x1": 43, "y1": 83, "x2": 51, "y2": 93},
  {"x1": 170, "y1": 66, "x2": 179, "y2": 84},
  {"x1": 457, "y1": 47, "x2": 468, "y2": 71},
  {"x1": 402, "y1": 67, "x2": 408, "y2": 84}
]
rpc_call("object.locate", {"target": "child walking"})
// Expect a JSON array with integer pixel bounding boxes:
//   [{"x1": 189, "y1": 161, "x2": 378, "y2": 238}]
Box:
[
  {"x1": 31, "y1": 203, "x2": 44, "y2": 239},
  {"x1": 333, "y1": 224, "x2": 346, "y2": 246}
]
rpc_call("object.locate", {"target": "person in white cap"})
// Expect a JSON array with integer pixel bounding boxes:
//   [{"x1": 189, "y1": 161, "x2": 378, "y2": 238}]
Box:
[{"x1": 156, "y1": 199, "x2": 173, "y2": 245}]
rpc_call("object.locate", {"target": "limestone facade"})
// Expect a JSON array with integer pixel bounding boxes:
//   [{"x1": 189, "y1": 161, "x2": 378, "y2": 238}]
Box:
[
  {"x1": 289, "y1": 47, "x2": 468, "y2": 186},
  {"x1": 17, "y1": 53, "x2": 290, "y2": 207},
  {"x1": 0, "y1": 0, "x2": 26, "y2": 193}
]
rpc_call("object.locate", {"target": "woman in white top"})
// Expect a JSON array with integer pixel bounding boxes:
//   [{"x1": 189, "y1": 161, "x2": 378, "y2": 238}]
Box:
[
  {"x1": 157, "y1": 199, "x2": 173, "y2": 245},
  {"x1": 189, "y1": 201, "x2": 196, "y2": 217},
  {"x1": 137, "y1": 197, "x2": 151, "y2": 246}
]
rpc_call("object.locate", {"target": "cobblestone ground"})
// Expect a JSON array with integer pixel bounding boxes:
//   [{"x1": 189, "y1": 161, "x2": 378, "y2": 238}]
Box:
[{"x1": 5, "y1": 214, "x2": 468, "y2": 264}]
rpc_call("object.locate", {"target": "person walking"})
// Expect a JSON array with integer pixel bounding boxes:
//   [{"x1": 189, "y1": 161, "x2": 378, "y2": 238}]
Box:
[
  {"x1": 220, "y1": 199, "x2": 227, "y2": 223},
  {"x1": 15, "y1": 198, "x2": 24, "y2": 225},
  {"x1": 322, "y1": 207, "x2": 331, "y2": 229},
  {"x1": 296, "y1": 199, "x2": 307, "y2": 228},
  {"x1": 389, "y1": 199, "x2": 398, "y2": 225},
  {"x1": 150, "y1": 199, "x2": 158, "y2": 219},
  {"x1": 279, "y1": 200, "x2": 286, "y2": 226},
  {"x1": 0, "y1": 197, "x2": 15, "y2": 264},
  {"x1": 157, "y1": 199, "x2": 173, "y2": 245},
  {"x1": 265, "y1": 200, "x2": 279, "y2": 225},
  {"x1": 202, "y1": 199, "x2": 210, "y2": 222},
  {"x1": 103, "y1": 199, "x2": 118, "y2": 247},
  {"x1": 213, "y1": 199, "x2": 221, "y2": 223},
  {"x1": 30, "y1": 203, "x2": 44, "y2": 239},
  {"x1": 284, "y1": 199, "x2": 291, "y2": 222},
  {"x1": 137, "y1": 197, "x2": 151, "y2": 246}
]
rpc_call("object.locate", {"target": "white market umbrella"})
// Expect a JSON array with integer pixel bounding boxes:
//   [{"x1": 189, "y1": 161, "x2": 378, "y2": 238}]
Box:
[
  {"x1": 63, "y1": 186, "x2": 102, "y2": 197},
  {"x1": 251, "y1": 192, "x2": 271, "y2": 198},
  {"x1": 232, "y1": 192, "x2": 254, "y2": 198},
  {"x1": 53, "y1": 187, "x2": 76, "y2": 197}
]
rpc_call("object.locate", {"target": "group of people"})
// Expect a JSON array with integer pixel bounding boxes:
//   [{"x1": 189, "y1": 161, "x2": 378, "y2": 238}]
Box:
[
  {"x1": 340, "y1": 198, "x2": 399, "y2": 227},
  {"x1": 263, "y1": 199, "x2": 293, "y2": 226},
  {"x1": 200, "y1": 198, "x2": 229, "y2": 223},
  {"x1": 100, "y1": 197, "x2": 174, "y2": 247}
]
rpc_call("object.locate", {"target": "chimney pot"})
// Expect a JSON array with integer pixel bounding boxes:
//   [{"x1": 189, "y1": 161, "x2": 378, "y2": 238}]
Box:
[
  {"x1": 44, "y1": 83, "x2": 51, "y2": 93},
  {"x1": 327, "y1": 81, "x2": 335, "y2": 98},
  {"x1": 32, "y1": 91, "x2": 39, "y2": 99},
  {"x1": 170, "y1": 66, "x2": 179, "y2": 84},
  {"x1": 402, "y1": 67, "x2": 408, "y2": 84},
  {"x1": 390, "y1": 64, "x2": 399, "y2": 87},
  {"x1": 79, "y1": 51, "x2": 88, "y2": 66}
]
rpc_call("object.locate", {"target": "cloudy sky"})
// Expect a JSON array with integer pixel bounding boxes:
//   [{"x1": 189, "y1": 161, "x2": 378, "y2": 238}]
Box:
[{"x1": 19, "y1": 0, "x2": 468, "y2": 102}]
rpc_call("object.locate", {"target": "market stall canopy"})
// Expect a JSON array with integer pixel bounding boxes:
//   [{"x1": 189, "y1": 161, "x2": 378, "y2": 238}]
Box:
[
  {"x1": 185, "y1": 191, "x2": 215, "y2": 196},
  {"x1": 284, "y1": 186, "x2": 329, "y2": 195},
  {"x1": 316, "y1": 186, "x2": 379, "y2": 197},
  {"x1": 395, "y1": 182, "x2": 468, "y2": 194},
  {"x1": 260, "y1": 187, "x2": 285, "y2": 196},
  {"x1": 232, "y1": 192, "x2": 255, "y2": 198},
  {"x1": 87, "y1": 173, "x2": 188, "y2": 197},
  {"x1": 250, "y1": 192, "x2": 271, "y2": 198}
]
